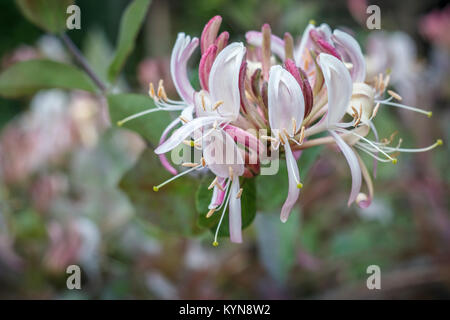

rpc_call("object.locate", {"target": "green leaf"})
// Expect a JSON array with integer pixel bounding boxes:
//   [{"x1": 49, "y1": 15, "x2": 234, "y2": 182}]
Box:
[
  {"x1": 196, "y1": 177, "x2": 257, "y2": 237},
  {"x1": 0, "y1": 59, "x2": 97, "y2": 98},
  {"x1": 108, "y1": 0, "x2": 152, "y2": 82},
  {"x1": 255, "y1": 209, "x2": 300, "y2": 284},
  {"x1": 119, "y1": 149, "x2": 202, "y2": 236},
  {"x1": 107, "y1": 93, "x2": 172, "y2": 146},
  {"x1": 256, "y1": 144, "x2": 323, "y2": 212},
  {"x1": 15, "y1": 0, "x2": 73, "y2": 33}
]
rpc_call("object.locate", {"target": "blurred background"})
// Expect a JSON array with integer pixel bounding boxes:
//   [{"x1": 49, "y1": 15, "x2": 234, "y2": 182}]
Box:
[{"x1": 0, "y1": 0, "x2": 449, "y2": 299}]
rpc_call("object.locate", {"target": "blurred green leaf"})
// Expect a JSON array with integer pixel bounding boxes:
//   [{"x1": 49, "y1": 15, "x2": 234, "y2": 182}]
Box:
[
  {"x1": 107, "y1": 93, "x2": 172, "y2": 145},
  {"x1": 0, "y1": 59, "x2": 97, "y2": 98},
  {"x1": 256, "y1": 145, "x2": 322, "y2": 212},
  {"x1": 15, "y1": 0, "x2": 73, "y2": 33},
  {"x1": 196, "y1": 177, "x2": 256, "y2": 237},
  {"x1": 119, "y1": 148, "x2": 202, "y2": 236},
  {"x1": 108, "y1": 0, "x2": 152, "y2": 82},
  {"x1": 255, "y1": 209, "x2": 300, "y2": 284}
]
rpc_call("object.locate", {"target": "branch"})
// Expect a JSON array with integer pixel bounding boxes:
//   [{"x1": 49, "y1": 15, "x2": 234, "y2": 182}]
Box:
[{"x1": 61, "y1": 33, "x2": 107, "y2": 93}]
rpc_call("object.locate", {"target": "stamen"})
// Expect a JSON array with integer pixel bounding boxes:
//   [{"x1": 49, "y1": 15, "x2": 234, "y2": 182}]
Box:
[
  {"x1": 376, "y1": 100, "x2": 432, "y2": 117},
  {"x1": 208, "y1": 177, "x2": 218, "y2": 190},
  {"x1": 371, "y1": 102, "x2": 380, "y2": 119},
  {"x1": 201, "y1": 157, "x2": 206, "y2": 167},
  {"x1": 183, "y1": 140, "x2": 199, "y2": 148},
  {"x1": 206, "y1": 208, "x2": 215, "y2": 218},
  {"x1": 387, "y1": 90, "x2": 402, "y2": 101},
  {"x1": 179, "y1": 116, "x2": 189, "y2": 123},
  {"x1": 149, "y1": 82, "x2": 156, "y2": 99},
  {"x1": 213, "y1": 185, "x2": 232, "y2": 246},
  {"x1": 153, "y1": 165, "x2": 201, "y2": 191},
  {"x1": 228, "y1": 166, "x2": 234, "y2": 180},
  {"x1": 212, "y1": 100, "x2": 224, "y2": 111},
  {"x1": 201, "y1": 93, "x2": 206, "y2": 111},
  {"x1": 298, "y1": 126, "x2": 305, "y2": 144},
  {"x1": 292, "y1": 118, "x2": 297, "y2": 136},
  {"x1": 260, "y1": 135, "x2": 278, "y2": 143},
  {"x1": 117, "y1": 107, "x2": 162, "y2": 126},
  {"x1": 236, "y1": 188, "x2": 243, "y2": 199},
  {"x1": 278, "y1": 132, "x2": 286, "y2": 145},
  {"x1": 182, "y1": 162, "x2": 199, "y2": 167}
]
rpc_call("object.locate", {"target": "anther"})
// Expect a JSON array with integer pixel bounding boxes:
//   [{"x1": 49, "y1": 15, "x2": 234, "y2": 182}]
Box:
[
  {"x1": 292, "y1": 118, "x2": 297, "y2": 136},
  {"x1": 182, "y1": 162, "x2": 199, "y2": 167},
  {"x1": 149, "y1": 82, "x2": 156, "y2": 99},
  {"x1": 201, "y1": 93, "x2": 206, "y2": 111},
  {"x1": 387, "y1": 90, "x2": 402, "y2": 101},
  {"x1": 208, "y1": 177, "x2": 218, "y2": 190},
  {"x1": 228, "y1": 166, "x2": 234, "y2": 180},
  {"x1": 206, "y1": 208, "x2": 215, "y2": 218},
  {"x1": 179, "y1": 116, "x2": 189, "y2": 123},
  {"x1": 236, "y1": 188, "x2": 243, "y2": 199},
  {"x1": 201, "y1": 157, "x2": 206, "y2": 167},
  {"x1": 299, "y1": 126, "x2": 305, "y2": 144},
  {"x1": 212, "y1": 100, "x2": 224, "y2": 111}
]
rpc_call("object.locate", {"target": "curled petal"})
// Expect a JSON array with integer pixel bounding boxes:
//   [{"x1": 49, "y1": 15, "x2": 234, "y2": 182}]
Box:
[
  {"x1": 229, "y1": 177, "x2": 242, "y2": 243},
  {"x1": 356, "y1": 154, "x2": 374, "y2": 209},
  {"x1": 201, "y1": 15, "x2": 222, "y2": 54},
  {"x1": 199, "y1": 44, "x2": 218, "y2": 91},
  {"x1": 158, "y1": 117, "x2": 181, "y2": 175},
  {"x1": 280, "y1": 141, "x2": 301, "y2": 222},
  {"x1": 332, "y1": 29, "x2": 366, "y2": 82},
  {"x1": 155, "y1": 116, "x2": 222, "y2": 154},
  {"x1": 170, "y1": 33, "x2": 199, "y2": 104},
  {"x1": 245, "y1": 31, "x2": 285, "y2": 60},
  {"x1": 208, "y1": 177, "x2": 227, "y2": 209},
  {"x1": 268, "y1": 65, "x2": 305, "y2": 134},
  {"x1": 318, "y1": 53, "x2": 352, "y2": 127},
  {"x1": 329, "y1": 130, "x2": 362, "y2": 206},
  {"x1": 294, "y1": 23, "x2": 315, "y2": 66},
  {"x1": 209, "y1": 43, "x2": 246, "y2": 120}
]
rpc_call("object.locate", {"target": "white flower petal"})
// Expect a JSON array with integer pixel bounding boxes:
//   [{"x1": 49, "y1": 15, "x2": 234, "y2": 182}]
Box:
[
  {"x1": 280, "y1": 141, "x2": 301, "y2": 222},
  {"x1": 229, "y1": 178, "x2": 242, "y2": 243},
  {"x1": 268, "y1": 65, "x2": 305, "y2": 134},
  {"x1": 170, "y1": 33, "x2": 199, "y2": 104},
  {"x1": 318, "y1": 53, "x2": 352, "y2": 128},
  {"x1": 203, "y1": 129, "x2": 245, "y2": 178},
  {"x1": 208, "y1": 43, "x2": 246, "y2": 120},
  {"x1": 155, "y1": 116, "x2": 222, "y2": 154},
  {"x1": 332, "y1": 29, "x2": 366, "y2": 82},
  {"x1": 329, "y1": 130, "x2": 362, "y2": 206}
]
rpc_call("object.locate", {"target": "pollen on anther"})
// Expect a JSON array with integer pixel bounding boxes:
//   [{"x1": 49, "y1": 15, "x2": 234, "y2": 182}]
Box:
[
  {"x1": 153, "y1": 186, "x2": 159, "y2": 192},
  {"x1": 297, "y1": 183, "x2": 303, "y2": 189},
  {"x1": 427, "y1": 111, "x2": 433, "y2": 118},
  {"x1": 212, "y1": 241, "x2": 219, "y2": 247},
  {"x1": 392, "y1": 158, "x2": 398, "y2": 164},
  {"x1": 437, "y1": 139, "x2": 443, "y2": 146},
  {"x1": 388, "y1": 90, "x2": 402, "y2": 101},
  {"x1": 213, "y1": 100, "x2": 224, "y2": 111},
  {"x1": 206, "y1": 208, "x2": 215, "y2": 218},
  {"x1": 236, "y1": 188, "x2": 243, "y2": 199}
]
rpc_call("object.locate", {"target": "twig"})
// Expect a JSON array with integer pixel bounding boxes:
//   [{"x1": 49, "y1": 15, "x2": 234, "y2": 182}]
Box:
[{"x1": 60, "y1": 33, "x2": 107, "y2": 93}]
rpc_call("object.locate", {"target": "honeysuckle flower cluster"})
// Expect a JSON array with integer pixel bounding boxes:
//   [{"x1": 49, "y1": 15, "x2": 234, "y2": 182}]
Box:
[{"x1": 118, "y1": 16, "x2": 442, "y2": 245}]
